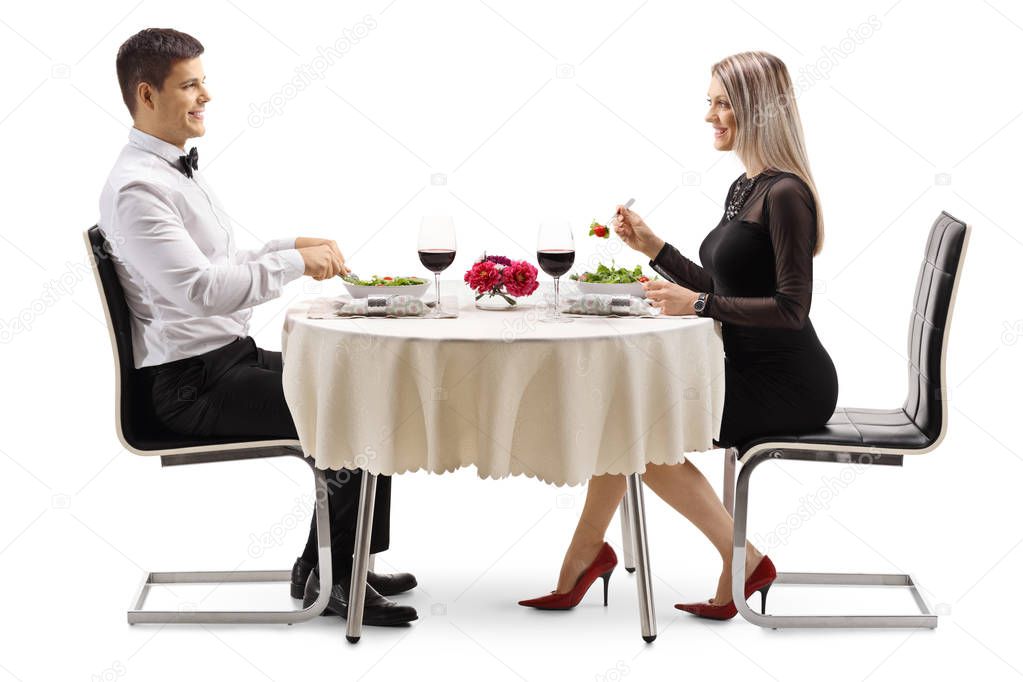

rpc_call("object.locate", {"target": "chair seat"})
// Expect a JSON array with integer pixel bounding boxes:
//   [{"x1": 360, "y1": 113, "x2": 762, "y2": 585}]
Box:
[
  {"x1": 129, "y1": 430, "x2": 295, "y2": 452},
  {"x1": 737, "y1": 406, "x2": 931, "y2": 454}
]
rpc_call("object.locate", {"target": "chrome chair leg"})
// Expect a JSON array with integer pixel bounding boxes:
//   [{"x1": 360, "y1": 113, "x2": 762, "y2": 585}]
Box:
[
  {"x1": 730, "y1": 447, "x2": 938, "y2": 628},
  {"x1": 619, "y1": 498, "x2": 636, "y2": 574},
  {"x1": 127, "y1": 466, "x2": 332, "y2": 624},
  {"x1": 723, "y1": 447, "x2": 737, "y2": 516},
  {"x1": 346, "y1": 471, "x2": 379, "y2": 643},
  {"x1": 625, "y1": 473, "x2": 657, "y2": 642}
]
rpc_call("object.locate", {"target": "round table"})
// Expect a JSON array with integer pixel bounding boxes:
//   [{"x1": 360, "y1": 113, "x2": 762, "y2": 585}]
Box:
[
  {"x1": 282, "y1": 295, "x2": 724, "y2": 483},
  {"x1": 281, "y1": 290, "x2": 726, "y2": 642}
]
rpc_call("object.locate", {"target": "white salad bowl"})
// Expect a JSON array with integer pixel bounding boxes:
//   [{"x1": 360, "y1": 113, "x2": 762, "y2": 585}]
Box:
[
  {"x1": 342, "y1": 282, "x2": 430, "y2": 299},
  {"x1": 573, "y1": 281, "x2": 647, "y2": 299}
]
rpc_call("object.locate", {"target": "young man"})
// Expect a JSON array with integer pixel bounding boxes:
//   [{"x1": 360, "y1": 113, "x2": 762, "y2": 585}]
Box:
[{"x1": 98, "y1": 28, "x2": 416, "y2": 626}]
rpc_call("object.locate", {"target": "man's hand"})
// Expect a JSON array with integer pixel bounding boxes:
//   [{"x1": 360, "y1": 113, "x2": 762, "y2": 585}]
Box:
[
  {"x1": 296, "y1": 237, "x2": 350, "y2": 279},
  {"x1": 642, "y1": 280, "x2": 700, "y2": 316},
  {"x1": 299, "y1": 244, "x2": 346, "y2": 280}
]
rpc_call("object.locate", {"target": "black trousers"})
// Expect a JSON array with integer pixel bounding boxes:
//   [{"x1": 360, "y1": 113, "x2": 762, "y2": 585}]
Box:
[{"x1": 145, "y1": 335, "x2": 390, "y2": 582}]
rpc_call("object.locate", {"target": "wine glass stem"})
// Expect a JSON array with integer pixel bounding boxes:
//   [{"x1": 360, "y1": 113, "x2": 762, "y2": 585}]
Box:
[
  {"x1": 553, "y1": 277, "x2": 561, "y2": 320},
  {"x1": 435, "y1": 273, "x2": 441, "y2": 310}
]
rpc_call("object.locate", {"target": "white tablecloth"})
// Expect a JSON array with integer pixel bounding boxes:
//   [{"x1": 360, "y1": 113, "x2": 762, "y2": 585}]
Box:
[{"x1": 281, "y1": 291, "x2": 725, "y2": 486}]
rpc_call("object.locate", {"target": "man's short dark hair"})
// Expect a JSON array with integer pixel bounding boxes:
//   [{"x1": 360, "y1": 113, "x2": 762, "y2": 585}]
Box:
[{"x1": 116, "y1": 28, "x2": 204, "y2": 116}]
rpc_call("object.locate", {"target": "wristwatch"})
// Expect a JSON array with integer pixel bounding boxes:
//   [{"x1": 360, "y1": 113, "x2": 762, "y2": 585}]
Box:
[{"x1": 693, "y1": 292, "x2": 709, "y2": 315}]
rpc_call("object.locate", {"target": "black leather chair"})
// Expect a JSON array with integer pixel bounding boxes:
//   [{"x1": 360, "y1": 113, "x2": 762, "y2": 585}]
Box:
[
  {"x1": 720, "y1": 211, "x2": 970, "y2": 628},
  {"x1": 84, "y1": 226, "x2": 332, "y2": 624}
]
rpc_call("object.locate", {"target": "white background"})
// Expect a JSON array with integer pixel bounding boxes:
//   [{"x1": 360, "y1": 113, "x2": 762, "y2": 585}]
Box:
[{"x1": 1, "y1": 0, "x2": 1021, "y2": 680}]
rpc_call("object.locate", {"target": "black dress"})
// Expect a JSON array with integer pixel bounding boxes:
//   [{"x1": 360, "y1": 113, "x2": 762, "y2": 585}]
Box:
[{"x1": 650, "y1": 169, "x2": 839, "y2": 449}]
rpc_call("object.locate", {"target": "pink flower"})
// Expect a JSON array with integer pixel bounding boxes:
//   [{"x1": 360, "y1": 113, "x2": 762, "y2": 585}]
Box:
[
  {"x1": 485, "y1": 254, "x2": 512, "y2": 266},
  {"x1": 464, "y1": 260, "x2": 502, "y2": 294},
  {"x1": 502, "y1": 260, "x2": 539, "y2": 298}
]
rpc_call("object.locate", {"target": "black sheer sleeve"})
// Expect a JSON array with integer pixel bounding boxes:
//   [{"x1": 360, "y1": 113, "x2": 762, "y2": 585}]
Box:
[
  {"x1": 649, "y1": 241, "x2": 715, "y2": 292},
  {"x1": 703, "y1": 176, "x2": 817, "y2": 329}
]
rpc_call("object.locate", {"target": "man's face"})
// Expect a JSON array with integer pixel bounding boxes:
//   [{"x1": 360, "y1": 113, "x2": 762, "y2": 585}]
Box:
[{"x1": 142, "y1": 57, "x2": 210, "y2": 146}]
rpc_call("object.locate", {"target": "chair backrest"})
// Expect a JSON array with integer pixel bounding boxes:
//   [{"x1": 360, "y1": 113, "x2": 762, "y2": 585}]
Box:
[
  {"x1": 902, "y1": 211, "x2": 970, "y2": 446},
  {"x1": 85, "y1": 225, "x2": 161, "y2": 451},
  {"x1": 84, "y1": 226, "x2": 272, "y2": 454}
]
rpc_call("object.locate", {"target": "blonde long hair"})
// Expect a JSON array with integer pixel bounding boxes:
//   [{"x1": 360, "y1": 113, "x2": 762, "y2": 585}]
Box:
[{"x1": 712, "y1": 51, "x2": 825, "y2": 255}]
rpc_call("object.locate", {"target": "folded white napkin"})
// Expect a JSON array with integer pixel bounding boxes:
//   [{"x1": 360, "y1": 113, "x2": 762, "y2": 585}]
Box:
[
  {"x1": 308, "y1": 295, "x2": 433, "y2": 318},
  {"x1": 343, "y1": 295, "x2": 427, "y2": 317},
  {"x1": 562, "y1": 293, "x2": 661, "y2": 317}
]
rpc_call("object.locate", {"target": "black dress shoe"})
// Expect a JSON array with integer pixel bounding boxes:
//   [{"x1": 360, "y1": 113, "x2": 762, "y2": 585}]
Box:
[
  {"x1": 291, "y1": 557, "x2": 417, "y2": 599},
  {"x1": 364, "y1": 570, "x2": 417, "y2": 596},
  {"x1": 303, "y1": 567, "x2": 417, "y2": 626}
]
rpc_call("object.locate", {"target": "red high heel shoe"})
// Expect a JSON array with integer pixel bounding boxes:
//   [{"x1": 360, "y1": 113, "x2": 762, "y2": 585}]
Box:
[
  {"x1": 674, "y1": 555, "x2": 777, "y2": 620},
  {"x1": 518, "y1": 543, "x2": 618, "y2": 610}
]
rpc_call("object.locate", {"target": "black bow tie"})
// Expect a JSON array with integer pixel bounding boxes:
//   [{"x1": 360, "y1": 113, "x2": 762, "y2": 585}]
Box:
[{"x1": 178, "y1": 147, "x2": 199, "y2": 178}]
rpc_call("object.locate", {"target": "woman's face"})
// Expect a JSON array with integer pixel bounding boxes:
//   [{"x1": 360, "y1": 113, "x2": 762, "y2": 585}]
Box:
[{"x1": 705, "y1": 76, "x2": 735, "y2": 151}]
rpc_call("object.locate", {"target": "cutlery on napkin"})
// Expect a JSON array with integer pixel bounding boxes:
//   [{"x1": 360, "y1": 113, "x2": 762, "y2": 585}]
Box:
[
  {"x1": 307, "y1": 295, "x2": 457, "y2": 319},
  {"x1": 561, "y1": 293, "x2": 662, "y2": 317}
]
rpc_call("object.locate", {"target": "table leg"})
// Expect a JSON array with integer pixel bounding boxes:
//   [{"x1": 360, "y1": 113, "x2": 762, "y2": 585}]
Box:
[
  {"x1": 625, "y1": 473, "x2": 657, "y2": 642},
  {"x1": 345, "y1": 471, "x2": 378, "y2": 643},
  {"x1": 619, "y1": 498, "x2": 636, "y2": 573},
  {"x1": 723, "y1": 447, "x2": 737, "y2": 517}
]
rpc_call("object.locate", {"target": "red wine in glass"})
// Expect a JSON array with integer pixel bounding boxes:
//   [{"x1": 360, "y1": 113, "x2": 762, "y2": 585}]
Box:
[
  {"x1": 536, "y1": 220, "x2": 575, "y2": 323},
  {"x1": 418, "y1": 217, "x2": 457, "y2": 316},
  {"x1": 536, "y1": 249, "x2": 575, "y2": 278},
  {"x1": 418, "y1": 249, "x2": 456, "y2": 273}
]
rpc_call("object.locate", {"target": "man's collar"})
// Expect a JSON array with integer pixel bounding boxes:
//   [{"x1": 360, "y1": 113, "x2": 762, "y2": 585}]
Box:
[{"x1": 128, "y1": 127, "x2": 188, "y2": 167}]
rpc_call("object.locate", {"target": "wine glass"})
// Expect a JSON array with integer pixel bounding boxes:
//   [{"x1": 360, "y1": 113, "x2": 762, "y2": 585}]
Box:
[
  {"x1": 418, "y1": 216, "x2": 457, "y2": 317},
  {"x1": 536, "y1": 219, "x2": 575, "y2": 323}
]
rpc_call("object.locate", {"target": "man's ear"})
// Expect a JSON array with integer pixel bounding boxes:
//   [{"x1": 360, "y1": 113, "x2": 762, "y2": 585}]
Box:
[{"x1": 136, "y1": 82, "x2": 156, "y2": 112}]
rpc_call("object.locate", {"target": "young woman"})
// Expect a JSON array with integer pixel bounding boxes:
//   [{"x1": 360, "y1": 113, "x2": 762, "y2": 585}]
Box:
[{"x1": 519, "y1": 51, "x2": 839, "y2": 620}]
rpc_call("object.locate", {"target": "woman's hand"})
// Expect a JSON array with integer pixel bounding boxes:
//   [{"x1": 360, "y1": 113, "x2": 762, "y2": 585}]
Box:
[
  {"x1": 612, "y1": 206, "x2": 664, "y2": 260},
  {"x1": 642, "y1": 279, "x2": 700, "y2": 316}
]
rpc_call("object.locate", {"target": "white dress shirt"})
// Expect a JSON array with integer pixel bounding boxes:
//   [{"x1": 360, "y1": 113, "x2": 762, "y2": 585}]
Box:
[{"x1": 99, "y1": 128, "x2": 305, "y2": 368}]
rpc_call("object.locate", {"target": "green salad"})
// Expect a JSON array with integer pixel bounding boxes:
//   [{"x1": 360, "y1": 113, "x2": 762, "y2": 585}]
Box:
[
  {"x1": 346, "y1": 275, "x2": 427, "y2": 286},
  {"x1": 569, "y1": 262, "x2": 654, "y2": 284}
]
